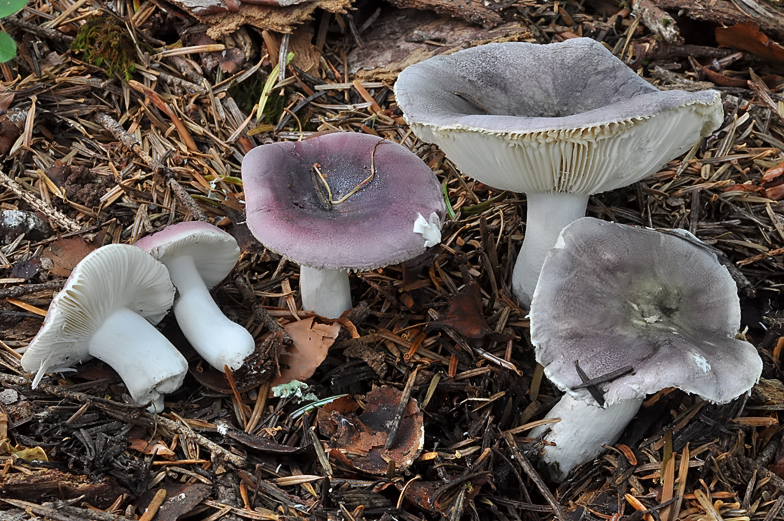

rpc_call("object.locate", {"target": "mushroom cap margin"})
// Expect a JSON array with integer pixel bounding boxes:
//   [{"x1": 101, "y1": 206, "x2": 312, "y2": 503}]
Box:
[
  {"x1": 135, "y1": 221, "x2": 241, "y2": 289},
  {"x1": 529, "y1": 217, "x2": 762, "y2": 406},
  {"x1": 20, "y1": 244, "x2": 176, "y2": 374},
  {"x1": 241, "y1": 132, "x2": 446, "y2": 271},
  {"x1": 394, "y1": 39, "x2": 723, "y2": 195}
]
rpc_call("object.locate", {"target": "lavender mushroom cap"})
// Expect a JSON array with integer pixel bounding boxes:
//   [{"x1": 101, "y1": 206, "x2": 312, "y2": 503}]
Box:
[
  {"x1": 135, "y1": 221, "x2": 255, "y2": 373},
  {"x1": 531, "y1": 218, "x2": 762, "y2": 406},
  {"x1": 135, "y1": 221, "x2": 240, "y2": 288},
  {"x1": 394, "y1": 38, "x2": 723, "y2": 195},
  {"x1": 242, "y1": 132, "x2": 446, "y2": 270}
]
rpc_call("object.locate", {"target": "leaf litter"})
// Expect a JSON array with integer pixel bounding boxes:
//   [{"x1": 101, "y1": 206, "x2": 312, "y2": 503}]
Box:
[{"x1": 0, "y1": 0, "x2": 784, "y2": 520}]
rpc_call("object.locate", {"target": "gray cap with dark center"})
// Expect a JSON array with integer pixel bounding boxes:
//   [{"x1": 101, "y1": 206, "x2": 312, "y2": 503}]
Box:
[{"x1": 531, "y1": 217, "x2": 762, "y2": 406}]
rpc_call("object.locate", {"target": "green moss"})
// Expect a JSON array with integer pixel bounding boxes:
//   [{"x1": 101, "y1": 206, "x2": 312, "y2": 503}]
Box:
[
  {"x1": 71, "y1": 17, "x2": 137, "y2": 81},
  {"x1": 229, "y1": 76, "x2": 263, "y2": 114}
]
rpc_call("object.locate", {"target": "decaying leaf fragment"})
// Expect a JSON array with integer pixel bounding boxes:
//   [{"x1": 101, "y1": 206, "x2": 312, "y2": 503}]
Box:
[
  {"x1": 272, "y1": 316, "x2": 340, "y2": 386},
  {"x1": 41, "y1": 237, "x2": 96, "y2": 277},
  {"x1": 317, "y1": 386, "x2": 424, "y2": 475},
  {"x1": 716, "y1": 22, "x2": 784, "y2": 62},
  {"x1": 427, "y1": 279, "x2": 511, "y2": 343}
]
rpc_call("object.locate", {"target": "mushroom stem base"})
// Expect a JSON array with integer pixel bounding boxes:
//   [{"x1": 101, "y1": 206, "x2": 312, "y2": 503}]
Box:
[
  {"x1": 89, "y1": 308, "x2": 188, "y2": 413},
  {"x1": 531, "y1": 394, "x2": 643, "y2": 482},
  {"x1": 513, "y1": 192, "x2": 589, "y2": 307},
  {"x1": 300, "y1": 266, "x2": 352, "y2": 319}
]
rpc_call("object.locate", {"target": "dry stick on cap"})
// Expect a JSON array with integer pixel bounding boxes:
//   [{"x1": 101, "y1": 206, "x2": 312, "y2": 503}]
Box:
[
  {"x1": 528, "y1": 218, "x2": 763, "y2": 481},
  {"x1": 394, "y1": 38, "x2": 724, "y2": 307},
  {"x1": 242, "y1": 132, "x2": 446, "y2": 319},
  {"x1": 20, "y1": 244, "x2": 189, "y2": 413},
  {"x1": 136, "y1": 221, "x2": 255, "y2": 372}
]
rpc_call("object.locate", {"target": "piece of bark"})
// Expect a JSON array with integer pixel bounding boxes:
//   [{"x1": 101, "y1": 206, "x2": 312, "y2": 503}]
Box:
[
  {"x1": 633, "y1": 0, "x2": 681, "y2": 44},
  {"x1": 191, "y1": 0, "x2": 351, "y2": 39},
  {"x1": 0, "y1": 469, "x2": 129, "y2": 509},
  {"x1": 648, "y1": 0, "x2": 784, "y2": 41},
  {"x1": 385, "y1": 0, "x2": 518, "y2": 28},
  {"x1": 348, "y1": 9, "x2": 534, "y2": 81}
]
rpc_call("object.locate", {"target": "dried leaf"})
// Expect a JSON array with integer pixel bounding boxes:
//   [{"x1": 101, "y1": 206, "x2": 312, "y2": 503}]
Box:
[
  {"x1": 272, "y1": 317, "x2": 340, "y2": 386},
  {"x1": 41, "y1": 237, "x2": 96, "y2": 277},
  {"x1": 317, "y1": 386, "x2": 424, "y2": 474},
  {"x1": 128, "y1": 438, "x2": 177, "y2": 458},
  {"x1": 427, "y1": 280, "x2": 511, "y2": 342},
  {"x1": 9, "y1": 257, "x2": 41, "y2": 280},
  {"x1": 716, "y1": 22, "x2": 784, "y2": 62}
]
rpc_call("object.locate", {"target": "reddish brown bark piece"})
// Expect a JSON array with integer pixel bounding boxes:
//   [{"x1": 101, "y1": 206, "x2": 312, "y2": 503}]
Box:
[
  {"x1": 427, "y1": 280, "x2": 512, "y2": 343},
  {"x1": 317, "y1": 386, "x2": 424, "y2": 474},
  {"x1": 0, "y1": 469, "x2": 129, "y2": 508},
  {"x1": 650, "y1": 0, "x2": 784, "y2": 40},
  {"x1": 194, "y1": 0, "x2": 351, "y2": 39},
  {"x1": 385, "y1": 0, "x2": 517, "y2": 28},
  {"x1": 348, "y1": 8, "x2": 533, "y2": 81},
  {"x1": 716, "y1": 22, "x2": 784, "y2": 62}
]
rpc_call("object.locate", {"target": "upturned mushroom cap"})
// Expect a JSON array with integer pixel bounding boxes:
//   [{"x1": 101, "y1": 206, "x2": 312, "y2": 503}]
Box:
[
  {"x1": 530, "y1": 217, "x2": 762, "y2": 406},
  {"x1": 135, "y1": 221, "x2": 240, "y2": 288},
  {"x1": 21, "y1": 244, "x2": 176, "y2": 373},
  {"x1": 242, "y1": 132, "x2": 446, "y2": 270},
  {"x1": 394, "y1": 38, "x2": 723, "y2": 195}
]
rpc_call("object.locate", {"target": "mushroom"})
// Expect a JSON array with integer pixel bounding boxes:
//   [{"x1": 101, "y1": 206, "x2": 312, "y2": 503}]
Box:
[
  {"x1": 242, "y1": 132, "x2": 445, "y2": 319},
  {"x1": 135, "y1": 221, "x2": 254, "y2": 372},
  {"x1": 528, "y1": 217, "x2": 762, "y2": 480},
  {"x1": 20, "y1": 244, "x2": 188, "y2": 413},
  {"x1": 394, "y1": 38, "x2": 724, "y2": 306}
]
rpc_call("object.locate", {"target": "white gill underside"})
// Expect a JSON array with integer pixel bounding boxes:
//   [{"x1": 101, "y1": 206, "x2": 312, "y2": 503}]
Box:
[{"x1": 417, "y1": 105, "x2": 711, "y2": 195}]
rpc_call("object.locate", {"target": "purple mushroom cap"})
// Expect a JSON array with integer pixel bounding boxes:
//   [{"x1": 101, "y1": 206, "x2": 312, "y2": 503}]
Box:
[
  {"x1": 531, "y1": 218, "x2": 763, "y2": 406},
  {"x1": 135, "y1": 221, "x2": 240, "y2": 288},
  {"x1": 242, "y1": 132, "x2": 446, "y2": 271}
]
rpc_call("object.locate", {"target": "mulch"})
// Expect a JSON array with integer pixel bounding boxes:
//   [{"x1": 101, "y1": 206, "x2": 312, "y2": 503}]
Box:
[{"x1": 1, "y1": 0, "x2": 784, "y2": 520}]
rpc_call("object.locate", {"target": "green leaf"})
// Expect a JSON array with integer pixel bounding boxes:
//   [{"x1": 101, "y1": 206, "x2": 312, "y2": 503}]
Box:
[
  {"x1": 0, "y1": 0, "x2": 26, "y2": 19},
  {"x1": 0, "y1": 32, "x2": 17, "y2": 63}
]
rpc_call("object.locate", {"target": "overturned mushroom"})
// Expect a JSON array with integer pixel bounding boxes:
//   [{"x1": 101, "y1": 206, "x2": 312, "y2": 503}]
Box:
[
  {"x1": 20, "y1": 244, "x2": 188, "y2": 413},
  {"x1": 529, "y1": 218, "x2": 762, "y2": 480},
  {"x1": 242, "y1": 132, "x2": 445, "y2": 319},
  {"x1": 135, "y1": 221, "x2": 255, "y2": 373},
  {"x1": 394, "y1": 38, "x2": 723, "y2": 306}
]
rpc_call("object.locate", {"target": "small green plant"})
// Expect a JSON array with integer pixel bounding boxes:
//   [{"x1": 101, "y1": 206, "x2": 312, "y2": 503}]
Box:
[
  {"x1": 0, "y1": 0, "x2": 27, "y2": 63},
  {"x1": 70, "y1": 17, "x2": 137, "y2": 80}
]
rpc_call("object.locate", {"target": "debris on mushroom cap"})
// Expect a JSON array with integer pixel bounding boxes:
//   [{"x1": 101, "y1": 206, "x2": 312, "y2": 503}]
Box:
[
  {"x1": 530, "y1": 217, "x2": 763, "y2": 406},
  {"x1": 394, "y1": 38, "x2": 723, "y2": 195},
  {"x1": 135, "y1": 221, "x2": 240, "y2": 288},
  {"x1": 21, "y1": 244, "x2": 177, "y2": 375},
  {"x1": 242, "y1": 132, "x2": 446, "y2": 271}
]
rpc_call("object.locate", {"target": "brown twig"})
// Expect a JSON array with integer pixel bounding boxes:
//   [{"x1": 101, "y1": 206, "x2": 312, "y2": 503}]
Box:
[
  {"x1": 94, "y1": 112, "x2": 209, "y2": 223},
  {"x1": 503, "y1": 432, "x2": 567, "y2": 521},
  {"x1": 234, "y1": 275, "x2": 292, "y2": 344},
  {"x1": 385, "y1": 365, "x2": 419, "y2": 450},
  {"x1": 0, "y1": 169, "x2": 82, "y2": 232},
  {"x1": 0, "y1": 280, "x2": 64, "y2": 299},
  {"x1": 128, "y1": 80, "x2": 199, "y2": 152}
]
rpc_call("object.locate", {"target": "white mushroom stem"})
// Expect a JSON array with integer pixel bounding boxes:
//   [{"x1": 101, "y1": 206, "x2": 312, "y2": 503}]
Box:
[
  {"x1": 513, "y1": 192, "x2": 590, "y2": 307},
  {"x1": 531, "y1": 394, "x2": 644, "y2": 481},
  {"x1": 300, "y1": 266, "x2": 352, "y2": 319},
  {"x1": 89, "y1": 308, "x2": 188, "y2": 413},
  {"x1": 166, "y1": 254, "x2": 256, "y2": 372}
]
